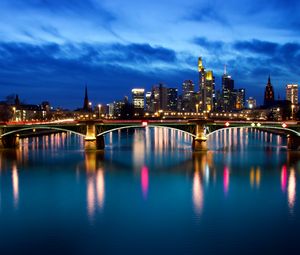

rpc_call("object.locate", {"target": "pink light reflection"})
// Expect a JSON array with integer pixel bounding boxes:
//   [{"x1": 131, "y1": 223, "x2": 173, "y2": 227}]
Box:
[
  {"x1": 223, "y1": 167, "x2": 230, "y2": 195},
  {"x1": 141, "y1": 166, "x2": 149, "y2": 199},
  {"x1": 281, "y1": 165, "x2": 287, "y2": 192}
]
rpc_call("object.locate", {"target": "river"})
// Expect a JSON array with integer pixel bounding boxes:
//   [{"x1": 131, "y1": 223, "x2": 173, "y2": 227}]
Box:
[{"x1": 0, "y1": 127, "x2": 299, "y2": 254}]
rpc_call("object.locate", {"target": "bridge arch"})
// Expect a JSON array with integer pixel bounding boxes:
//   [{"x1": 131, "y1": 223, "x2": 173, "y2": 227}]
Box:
[
  {"x1": 206, "y1": 125, "x2": 300, "y2": 139},
  {"x1": 97, "y1": 124, "x2": 197, "y2": 138},
  {"x1": 0, "y1": 126, "x2": 86, "y2": 138}
]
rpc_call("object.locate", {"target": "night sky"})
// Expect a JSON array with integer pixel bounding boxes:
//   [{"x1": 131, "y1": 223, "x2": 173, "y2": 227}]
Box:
[{"x1": 0, "y1": 0, "x2": 299, "y2": 108}]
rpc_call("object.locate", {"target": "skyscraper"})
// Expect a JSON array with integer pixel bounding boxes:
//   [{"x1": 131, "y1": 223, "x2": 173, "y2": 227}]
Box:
[
  {"x1": 264, "y1": 76, "x2": 275, "y2": 107},
  {"x1": 286, "y1": 84, "x2": 298, "y2": 105},
  {"x1": 145, "y1": 91, "x2": 152, "y2": 112},
  {"x1": 167, "y1": 88, "x2": 178, "y2": 111},
  {"x1": 198, "y1": 57, "x2": 215, "y2": 112},
  {"x1": 236, "y1": 88, "x2": 246, "y2": 110},
  {"x1": 247, "y1": 97, "x2": 256, "y2": 109},
  {"x1": 222, "y1": 67, "x2": 234, "y2": 112},
  {"x1": 132, "y1": 88, "x2": 145, "y2": 116},
  {"x1": 182, "y1": 80, "x2": 194, "y2": 112},
  {"x1": 204, "y1": 71, "x2": 215, "y2": 112},
  {"x1": 286, "y1": 84, "x2": 299, "y2": 117},
  {"x1": 151, "y1": 84, "x2": 168, "y2": 112}
]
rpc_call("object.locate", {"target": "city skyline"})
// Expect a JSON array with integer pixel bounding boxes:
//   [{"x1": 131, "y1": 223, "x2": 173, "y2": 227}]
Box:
[{"x1": 0, "y1": 0, "x2": 299, "y2": 107}]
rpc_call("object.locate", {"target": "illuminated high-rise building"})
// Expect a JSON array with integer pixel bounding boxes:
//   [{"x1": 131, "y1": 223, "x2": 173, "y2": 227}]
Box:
[
  {"x1": 182, "y1": 80, "x2": 194, "y2": 112},
  {"x1": 151, "y1": 84, "x2": 168, "y2": 112},
  {"x1": 247, "y1": 97, "x2": 256, "y2": 109},
  {"x1": 286, "y1": 84, "x2": 298, "y2": 105},
  {"x1": 198, "y1": 57, "x2": 215, "y2": 112},
  {"x1": 167, "y1": 88, "x2": 178, "y2": 111},
  {"x1": 286, "y1": 84, "x2": 298, "y2": 117},
  {"x1": 131, "y1": 88, "x2": 145, "y2": 116},
  {"x1": 145, "y1": 92, "x2": 152, "y2": 112},
  {"x1": 264, "y1": 76, "x2": 275, "y2": 107},
  {"x1": 222, "y1": 66, "x2": 234, "y2": 112},
  {"x1": 236, "y1": 88, "x2": 246, "y2": 110}
]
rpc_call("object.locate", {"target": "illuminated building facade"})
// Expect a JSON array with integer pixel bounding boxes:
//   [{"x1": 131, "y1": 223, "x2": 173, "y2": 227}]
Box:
[
  {"x1": 167, "y1": 88, "x2": 178, "y2": 111},
  {"x1": 286, "y1": 84, "x2": 299, "y2": 118},
  {"x1": 198, "y1": 57, "x2": 215, "y2": 112},
  {"x1": 222, "y1": 68, "x2": 234, "y2": 112},
  {"x1": 236, "y1": 88, "x2": 246, "y2": 109},
  {"x1": 145, "y1": 92, "x2": 152, "y2": 112},
  {"x1": 182, "y1": 80, "x2": 195, "y2": 112},
  {"x1": 132, "y1": 88, "x2": 145, "y2": 116},
  {"x1": 150, "y1": 84, "x2": 168, "y2": 112},
  {"x1": 247, "y1": 97, "x2": 256, "y2": 109}
]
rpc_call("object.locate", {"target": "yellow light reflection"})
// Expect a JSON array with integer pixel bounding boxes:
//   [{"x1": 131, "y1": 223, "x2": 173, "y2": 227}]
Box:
[
  {"x1": 85, "y1": 152, "x2": 96, "y2": 173},
  {"x1": 85, "y1": 152, "x2": 105, "y2": 220},
  {"x1": 193, "y1": 171, "x2": 203, "y2": 216},
  {"x1": 250, "y1": 168, "x2": 255, "y2": 187},
  {"x1": 250, "y1": 167, "x2": 261, "y2": 188},
  {"x1": 133, "y1": 130, "x2": 145, "y2": 167},
  {"x1": 288, "y1": 169, "x2": 296, "y2": 212},
  {"x1": 96, "y1": 169, "x2": 105, "y2": 209},
  {"x1": 12, "y1": 164, "x2": 19, "y2": 208},
  {"x1": 255, "y1": 167, "x2": 261, "y2": 188},
  {"x1": 87, "y1": 175, "x2": 95, "y2": 218}
]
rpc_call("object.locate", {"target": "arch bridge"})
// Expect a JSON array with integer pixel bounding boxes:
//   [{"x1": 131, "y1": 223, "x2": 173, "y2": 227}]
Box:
[{"x1": 0, "y1": 120, "x2": 299, "y2": 151}]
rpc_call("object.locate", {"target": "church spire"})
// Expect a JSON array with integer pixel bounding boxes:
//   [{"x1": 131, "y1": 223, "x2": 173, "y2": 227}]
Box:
[
  {"x1": 83, "y1": 85, "x2": 89, "y2": 111},
  {"x1": 264, "y1": 75, "x2": 274, "y2": 107},
  {"x1": 15, "y1": 94, "x2": 20, "y2": 107}
]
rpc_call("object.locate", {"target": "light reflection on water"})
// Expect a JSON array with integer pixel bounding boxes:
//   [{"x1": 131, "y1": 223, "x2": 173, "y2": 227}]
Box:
[
  {"x1": 12, "y1": 164, "x2": 18, "y2": 209},
  {"x1": 288, "y1": 169, "x2": 296, "y2": 213},
  {"x1": 0, "y1": 128, "x2": 299, "y2": 254}
]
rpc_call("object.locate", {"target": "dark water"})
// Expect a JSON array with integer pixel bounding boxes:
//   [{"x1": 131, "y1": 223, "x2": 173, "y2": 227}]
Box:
[{"x1": 0, "y1": 128, "x2": 299, "y2": 255}]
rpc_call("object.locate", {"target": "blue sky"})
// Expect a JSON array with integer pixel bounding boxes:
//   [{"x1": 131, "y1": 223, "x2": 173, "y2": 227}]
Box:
[{"x1": 0, "y1": 0, "x2": 299, "y2": 108}]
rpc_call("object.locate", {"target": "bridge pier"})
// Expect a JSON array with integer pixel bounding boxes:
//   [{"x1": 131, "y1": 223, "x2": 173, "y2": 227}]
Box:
[
  {"x1": 192, "y1": 138, "x2": 207, "y2": 151},
  {"x1": 192, "y1": 122, "x2": 207, "y2": 151},
  {"x1": 84, "y1": 122, "x2": 105, "y2": 150},
  {"x1": 287, "y1": 135, "x2": 300, "y2": 151},
  {"x1": 85, "y1": 122, "x2": 97, "y2": 150},
  {"x1": 0, "y1": 135, "x2": 20, "y2": 149}
]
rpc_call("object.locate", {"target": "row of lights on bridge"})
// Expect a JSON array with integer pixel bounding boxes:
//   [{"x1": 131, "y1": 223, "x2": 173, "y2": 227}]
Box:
[
  {"x1": 141, "y1": 121, "x2": 288, "y2": 129},
  {"x1": 224, "y1": 122, "x2": 288, "y2": 128}
]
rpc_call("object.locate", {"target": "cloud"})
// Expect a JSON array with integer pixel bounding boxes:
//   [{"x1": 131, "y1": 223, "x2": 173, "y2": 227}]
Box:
[
  {"x1": 13, "y1": 0, "x2": 115, "y2": 22},
  {"x1": 233, "y1": 40, "x2": 279, "y2": 56},
  {"x1": 184, "y1": 5, "x2": 230, "y2": 26},
  {"x1": 40, "y1": 25, "x2": 65, "y2": 39},
  {"x1": 232, "y1": 39, "x2": 300, "y2": 71},
  {"x1": 0, "y1": 42, "x2": 190, "y2": 107},
  {"x1": 193, "y1": 37, "x2": 225, "y2": 52}
]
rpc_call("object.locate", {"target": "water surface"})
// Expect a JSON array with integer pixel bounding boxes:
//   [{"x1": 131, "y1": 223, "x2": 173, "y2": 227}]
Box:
[{"x1": 0, "y1": 128, "x2": 299, "y2": 254}]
